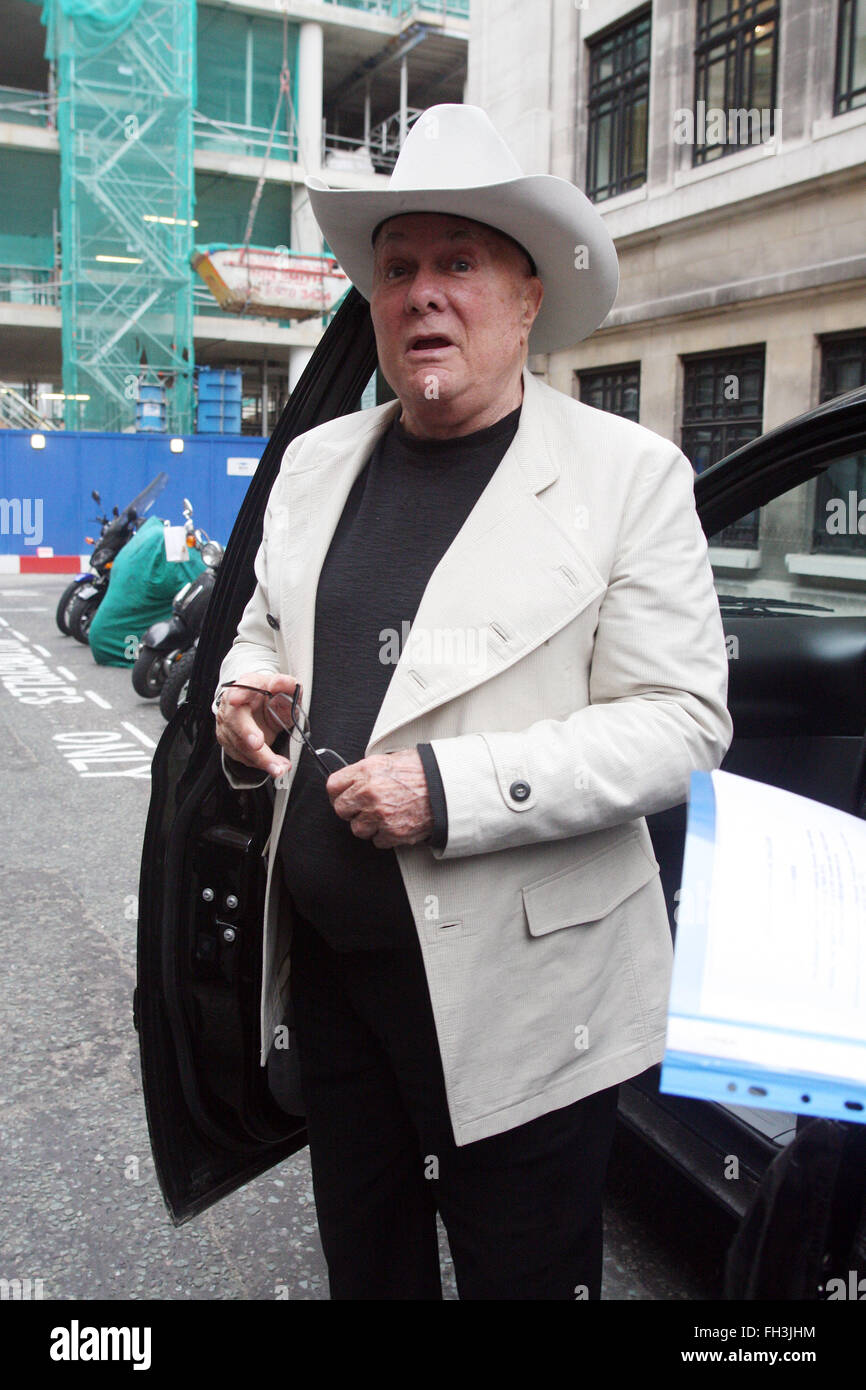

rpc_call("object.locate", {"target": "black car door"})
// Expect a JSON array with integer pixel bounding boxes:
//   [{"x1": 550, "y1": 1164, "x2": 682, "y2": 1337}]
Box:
[
  {"x1": 649, "y1": 384, "x2": 866, "y2": 929},
  {"x1": 630, "y1": 384, "x2": 866, "y2": 1212},
  {"x1": 136, "y1": 288, "x2": 378, "y2": 1224}
]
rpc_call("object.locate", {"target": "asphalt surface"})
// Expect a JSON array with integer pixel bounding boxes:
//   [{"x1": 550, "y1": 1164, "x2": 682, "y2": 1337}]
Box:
[{"x1": 0, "y1": 574, "x2": 734, "y2": 1301}]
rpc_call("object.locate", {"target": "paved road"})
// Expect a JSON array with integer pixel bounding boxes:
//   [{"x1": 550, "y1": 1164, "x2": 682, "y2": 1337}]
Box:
[{"x1": 0, "y1": 574, "x2": 733, "y2": 1301}]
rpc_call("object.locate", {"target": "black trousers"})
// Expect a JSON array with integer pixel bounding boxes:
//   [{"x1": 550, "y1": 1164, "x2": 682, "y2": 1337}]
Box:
[{"x1": 287, "y1": 902, "x2": 620, "y2": 1300}]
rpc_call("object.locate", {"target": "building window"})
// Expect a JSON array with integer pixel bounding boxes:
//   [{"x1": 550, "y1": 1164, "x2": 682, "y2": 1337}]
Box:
[
  {"x1": 576, "y1": 363, "x2": 641, "y2": 421},
  {"x1": 835, "y1": 0, "x2": 866, "y2": 113},
  {"x1": 693, "y1": 0, "x2": 779, "y2": 166},
  {"x1": 586, "y1": 8, "x2": 651, "y2": 203},
  {"x1": 681, "y1": 348, "x2": 765, "y2": 546},
  {"x1": 812, "y1": 334, "x2": 866, "y2": 555}
]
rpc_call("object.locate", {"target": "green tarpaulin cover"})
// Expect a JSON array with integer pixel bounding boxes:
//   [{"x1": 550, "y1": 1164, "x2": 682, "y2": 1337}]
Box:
[
  {"x1": 26, "y1": 0, "x2": 145, "y2": 59},
  {"x1": 88, "y1": 514, "x2": 206, "y2": 668}
]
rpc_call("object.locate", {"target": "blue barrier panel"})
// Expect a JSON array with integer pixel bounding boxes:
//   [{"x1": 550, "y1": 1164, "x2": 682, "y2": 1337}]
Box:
[
  {"x1": 196, "y1": 368, "x2": 243, "y2": 434},
  {"x1": 0, "y1": 429, "x2": 269, "y2": 557},
  {"x1": 197, "y1": 368, "x2": 243, "y2": 401},
  {"x1": 197, "y1": 401, "x2": 243, "y2": 434}
]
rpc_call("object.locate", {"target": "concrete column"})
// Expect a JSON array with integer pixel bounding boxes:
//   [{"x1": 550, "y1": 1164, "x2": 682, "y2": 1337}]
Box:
[
  {"x1": 289, "y1": 345, "x2": 315, "y2": 394},
  {"x1": 399, "y1": 56, "x2": 408, "y2": 147},
  {"x1": 297, "y1": 22, "x2": 324, "y2": 174},
  {"x1": 244, "y1": 20, "x2": 253, "y2": 132},
  {"x1": 295, "y1": 21, "x2": 324, "y2": 255},
  {"x1": 261, "y1": 357, "x2": 269, "y2": 432},
  {"x1": 364, "y1": 81, "x2": 371, "y2": 149}
]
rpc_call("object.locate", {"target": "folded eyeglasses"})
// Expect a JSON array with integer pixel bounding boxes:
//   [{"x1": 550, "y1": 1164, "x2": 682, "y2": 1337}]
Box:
[{"x1": 220, "y1": 682, "x2": 348, "y2": 779}]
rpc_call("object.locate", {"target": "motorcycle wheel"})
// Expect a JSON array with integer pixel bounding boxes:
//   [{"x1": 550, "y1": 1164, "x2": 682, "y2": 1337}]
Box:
[
  {"x1": 56, "y1": 580, "x2": 83, "y2": 635},
  {"x1": 159, "y1": 649, "x2": 196, "y2": 721},
  {"x1": 132, "y1": 647, "x2": 168, "y2": 699},
  {"x1": 68, "y1": 592, "x2": 101, "y2": 645}
]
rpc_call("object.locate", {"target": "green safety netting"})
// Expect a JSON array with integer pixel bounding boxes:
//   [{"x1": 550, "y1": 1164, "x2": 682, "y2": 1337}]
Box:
[
  {"x1": 88, "y1": 514, "x2": 206, "y2": 667},
  {"x1": 26, "y1": 0, "x2": 144, "y2": 59},
  {"x1": 197, "y1": 6, "x2": 296, "y2": 141},
  {"x1": 25, "y1": 0, "x2": 197, "y2": 432}
]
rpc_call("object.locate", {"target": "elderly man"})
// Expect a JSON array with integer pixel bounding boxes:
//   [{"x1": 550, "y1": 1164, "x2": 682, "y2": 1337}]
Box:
[{"x1": 213, "y1": 104, "x2": 733, "y2": 1300}]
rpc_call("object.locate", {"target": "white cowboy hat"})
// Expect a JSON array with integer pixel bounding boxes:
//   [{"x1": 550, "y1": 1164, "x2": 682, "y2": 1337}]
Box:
[{"x1": 305, "y1": 103, "x2": 619, "y2": 355}]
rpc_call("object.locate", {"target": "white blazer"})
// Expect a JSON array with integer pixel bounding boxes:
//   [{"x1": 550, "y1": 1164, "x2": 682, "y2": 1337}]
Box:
[{"x1": 213, "y1": 365, "x2": 733, "y2": 1145}]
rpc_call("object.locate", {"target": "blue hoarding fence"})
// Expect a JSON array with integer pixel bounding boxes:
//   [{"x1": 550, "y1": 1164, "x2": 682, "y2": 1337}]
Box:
[{"x1": 0, "y1": 428, "x2": 268, "y2": 568}]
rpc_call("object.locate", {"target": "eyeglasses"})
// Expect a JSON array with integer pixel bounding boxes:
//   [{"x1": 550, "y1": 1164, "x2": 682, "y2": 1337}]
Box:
[{"x1": 220, "y1": 682, "x2": 348, "y2": 780}]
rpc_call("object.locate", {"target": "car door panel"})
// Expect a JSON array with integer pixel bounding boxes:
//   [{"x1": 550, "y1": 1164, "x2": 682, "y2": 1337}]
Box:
[
  {"x1": 648, "y1": 616, "x2": 866, "y2": 937},
  {"x1": 636, "y1": 399, "x2": 866, "y2": 1215},
  {"x1": 136, "y1": 289, "x2": 379, "y2": 1225}
]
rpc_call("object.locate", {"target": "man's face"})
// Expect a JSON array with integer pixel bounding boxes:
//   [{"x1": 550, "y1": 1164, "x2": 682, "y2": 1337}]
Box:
[{"x1": 369, "y1": 212, "x2": 543, "y2": 433}]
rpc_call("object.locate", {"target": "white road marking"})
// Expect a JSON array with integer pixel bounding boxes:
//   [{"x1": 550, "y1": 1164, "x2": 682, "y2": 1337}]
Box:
[
  {"x1": 0, "y1": 589, "x2": 39, "y2": 595},
  {"x1": 0, "y1": 617, "x2": 7, "y2": 625},
  {"x1": 121, "y1": 721, "x2": 158, "y2": 750},
  {"x1": 53, "y1": 729, "x2": 153, "y2": 778},
  {"x1": 84, "y1": 690, "x2": 112, "y2": 709},
  {"x1": 9, "y1": 629, "x2": 28, "y2": 641},
  {"x1": 0, "y1": 607, "x2": 49, "y2": 612},
  {"x1": 33, "y1": 643, "x2": 51, "y2": 658},
  {"x1": 56, "y1": 666, "x2": 77, "y2": 682},
  {"x1": 0, "y1": 633, "x2": 86, "y2": 705}
]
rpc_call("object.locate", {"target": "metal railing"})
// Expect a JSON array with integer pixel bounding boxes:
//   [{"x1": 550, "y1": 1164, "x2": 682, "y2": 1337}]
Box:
[
  {"x1": 0, "y1": 85, "x2": 56, "y2": 129},
  {"x1": 322, "y1": 131, "x2": 400, "y2": 174},
  {"x1": 0, "y1": 265, "x2": 61, "y2": 307},
  {"x1": 321, "y1": 0, "x2": 469, "y2": 18},
  {"x1": 323, "y1": 106, "x2": 422, "y2": 174},
  {"x1": 0, "y1": 382, "x2": 59, "y2": 431},
  {"x1": 193, "y1": 111, "x2": 298, "y2": 164},
  {"x1": 194, "y1": 112, "x2": 414, "y2": 176}
]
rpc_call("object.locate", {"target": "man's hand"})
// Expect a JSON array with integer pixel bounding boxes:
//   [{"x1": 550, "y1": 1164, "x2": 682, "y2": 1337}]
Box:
[
  {"x1": 215, "y1": 670, "x2": 300, "y2": 778},
  {"x1": 325, "y1": 749, "x2": 434, "y2": 848}
]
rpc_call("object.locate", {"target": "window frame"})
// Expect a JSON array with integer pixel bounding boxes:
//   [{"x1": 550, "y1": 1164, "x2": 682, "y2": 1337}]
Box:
[
  {"x1": 576, "y1": 362, "x2": 641, "y2": 422},
  {"x1": 585, "y1": 5, "x2": 652, "y2": 203},
  {"x1": 834, "y1": 0, "x2": 866, "y2": 113},
  {"x1": 681, "y1": 345, "x2": 767, "y2": 547},
  {"x1": 692, "y1": 0, "x2": 780, "y2": 167},
  {"x1": 811, "y1": 332, "x2": 866, "y2": 555}
]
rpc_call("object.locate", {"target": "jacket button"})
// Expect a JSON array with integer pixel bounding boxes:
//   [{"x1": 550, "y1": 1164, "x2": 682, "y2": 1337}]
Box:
[{"x1": 510, "y1": 780, "x2": 530, "y2": 802}]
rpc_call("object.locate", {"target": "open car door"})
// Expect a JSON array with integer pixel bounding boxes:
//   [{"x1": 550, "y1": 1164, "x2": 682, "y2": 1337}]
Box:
[
  {"x1": 136, "y1": 288, "x2": 377, "y2": 1224},
  {"x1": 627, "y1": 383, "x2": 866, "y2": 1217}
]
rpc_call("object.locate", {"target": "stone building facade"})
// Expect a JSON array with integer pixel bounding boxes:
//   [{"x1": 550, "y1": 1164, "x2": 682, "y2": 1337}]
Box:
[{"x1": 467, "y1": 0, "x2": 866, "y2": 610}]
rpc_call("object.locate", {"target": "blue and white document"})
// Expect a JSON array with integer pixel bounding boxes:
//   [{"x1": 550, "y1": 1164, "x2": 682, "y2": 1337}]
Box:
[{"x1": 662, "y1": 769, "x2": 866, "y2": 1124}]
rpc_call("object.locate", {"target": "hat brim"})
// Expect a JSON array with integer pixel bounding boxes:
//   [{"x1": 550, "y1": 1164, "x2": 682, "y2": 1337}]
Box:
[{"x1": 306, "y1": 174, "x2": 618, "y2": 355}]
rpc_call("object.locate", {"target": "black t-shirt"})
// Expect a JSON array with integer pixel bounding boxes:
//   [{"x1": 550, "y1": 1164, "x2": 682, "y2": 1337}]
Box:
[{"x1": 278, "y1": 401, "x2": 522, "y2": 950}]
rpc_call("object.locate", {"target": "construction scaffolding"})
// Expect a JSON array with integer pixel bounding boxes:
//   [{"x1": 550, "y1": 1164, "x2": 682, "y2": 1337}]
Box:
[
  {"x1": 0, "y1": 380, "x2": 59, "y2": 430},
  {"x1": 34, "y1": 0, "x2": 196, "y2": 432}
]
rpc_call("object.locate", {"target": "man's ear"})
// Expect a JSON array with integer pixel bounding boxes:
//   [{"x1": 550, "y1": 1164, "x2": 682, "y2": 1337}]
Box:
[{"x1": 522, "y1": 276, "x2": 544, "y2": 334}]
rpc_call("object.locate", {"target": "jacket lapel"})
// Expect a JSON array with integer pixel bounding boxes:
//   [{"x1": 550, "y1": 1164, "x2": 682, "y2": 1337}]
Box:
[{"x1": 276, "y1": 367, "x2": 606, "y2": 754}]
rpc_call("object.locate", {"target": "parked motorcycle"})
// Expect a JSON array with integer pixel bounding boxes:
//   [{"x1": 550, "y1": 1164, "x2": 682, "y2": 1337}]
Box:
[
  {"x1": 158, "y1": 640, "x2": 198, "y2": 721},
  {"x1": 131, "y1": 497, "x2": 224, "y2": 702},
  {"x1": 59, "y1": 473, "x2": 169, "y2": 644},
  {"x1": 56, "y1": 493, "x2": 114, "y2": 635}
]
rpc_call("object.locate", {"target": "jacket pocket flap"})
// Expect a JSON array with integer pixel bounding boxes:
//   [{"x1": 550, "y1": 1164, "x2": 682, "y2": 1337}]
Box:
[{"x1": 521, "y1": 835, "x2": 659, "y2": 936}]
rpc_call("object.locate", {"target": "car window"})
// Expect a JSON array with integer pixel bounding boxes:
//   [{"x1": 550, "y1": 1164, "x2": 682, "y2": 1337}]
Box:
[{"x1": 707, "y1": 450, "x2": 866, "y2": 619}]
